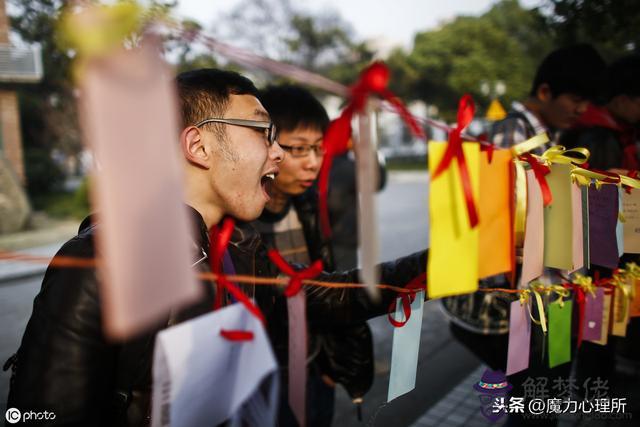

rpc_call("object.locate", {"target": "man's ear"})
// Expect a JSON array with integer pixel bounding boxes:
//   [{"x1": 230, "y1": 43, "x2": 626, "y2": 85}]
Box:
[
  {"x1": 180, "y1": 126, "x2": 210, "y2": 169},
  {"x1": 536, "y1": 83, "x2": 553, "y2": 103}
]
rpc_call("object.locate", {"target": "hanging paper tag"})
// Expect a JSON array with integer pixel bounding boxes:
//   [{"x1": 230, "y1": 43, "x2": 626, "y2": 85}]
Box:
[
  {"x1": 617, "y1": 187, "x2": 624, "y2": 257},
  {"x1": 592, "y1": 292, "x2": 612, "y2": 345},
  {"x1": 582, "y1": 186, "x2": 590, "y2": 268},
  {"x1": 387, "y1": 290, "x2": 425, "y2": 402},
  {"x1": 544, "y1": 164, "x2": 574, "y2": 270},
  {"x1": 428, "y1": 142, "x2": 480, "y2": 298},
  {"x1": 611, "y1": 286, "x2": 630, "y2": 337},
  {"x1": 582, "y1": 288, "x2": 604, "y2": 342},
  {"x1": 588, "y1": 185, "x2": 620, "y2": 269},
  {"x1": 622, "y1": 188, "x2": 640, "y2": 254},
  {"x1": 152, "y1": 305, "x2": 279, "y2": 427},
  {"x1": 478, "y1": 149, "x2": 513, "y2": 279},
  {"x1": 287, "y1": 291, "x2": 307, "y2": 427},
  {"x1": 506, "y1": 300, "x2": 531, "y2": 375},
  {"x1": 631, "y1": 279, "x2": 640, "y2": 318},
  {"x1": 548, "y1": 300, "x2": 573, "y2": 368},
  {"x1": 571, "y1": 183, "x2": 584, "y2": 272},
  {"x1": 79, "y1": 39, "x2": 201, "y2": 338},
  {"x1": 355, "y1": 105, "x2": 380, "y2": 299},
  {"x1": 520, "y1": 170, "x2": 545, "y2": 288}
]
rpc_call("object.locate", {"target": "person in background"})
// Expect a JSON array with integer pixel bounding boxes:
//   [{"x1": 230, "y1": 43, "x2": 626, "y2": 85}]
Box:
[{"x1": 254, "y1": 84, "x2": 374, "y2": 426}]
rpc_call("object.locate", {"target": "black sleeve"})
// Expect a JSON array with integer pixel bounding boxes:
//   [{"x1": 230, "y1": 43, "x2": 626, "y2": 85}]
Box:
[
  {"x1": 7, "y1": 239, "x2": 117, "y2": 426},
  {"x1": 304, "y1": 249, "x2": 427, "y2": 324}
]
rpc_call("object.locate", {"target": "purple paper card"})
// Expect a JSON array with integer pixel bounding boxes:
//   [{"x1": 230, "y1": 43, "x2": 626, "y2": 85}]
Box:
[
  {"x1": 588, "y1": 185, "x2": 620, "y2": 269},
  {"x1": 583, "y1": 287, "x2": 605, "y2": 342},
  {"x1": 506, "y1": 300, "x2": 531, "y2": 376},
  {"x1": 288, "y1": 292, "x2": 307, "y2": 427}
]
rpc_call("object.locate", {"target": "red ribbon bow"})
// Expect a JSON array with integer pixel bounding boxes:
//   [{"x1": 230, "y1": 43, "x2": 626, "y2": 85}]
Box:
[
  {"x1": 267, "y1": 249, "x2": 323, "y2": 297},
  {"x1": 319, "y1": 61, "x2": 426, "y2": 238},
  {"x1": 208, "y1": 217, "x2": 265, "y2": 341},
  {"x1": 387, "y1": 273, "x2": 427, "y2": 327},
  {"x1": 520, "y1": 153, "x2": 553, "y2": 206},
  {"x1": 431, "y1": 94, "x2": 479, "y2": 228}
]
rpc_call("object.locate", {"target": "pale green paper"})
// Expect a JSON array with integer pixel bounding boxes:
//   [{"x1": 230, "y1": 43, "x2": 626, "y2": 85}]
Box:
[
  {"x1": 544, "y1": 164, "x2": 574, "y2": 270},
  {"x1": 548, "y1": 300, "x2": 573, "y2": 368}
]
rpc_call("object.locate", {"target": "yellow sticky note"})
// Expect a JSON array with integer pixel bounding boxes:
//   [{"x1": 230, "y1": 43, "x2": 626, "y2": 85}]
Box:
[
  {"x1": 544, "y1": 164, "x2": 574, "y2": 270},
  {"x1": 427, "y1": 141, "x2": 480, "y2": 299},
  {"x1": 478, "y1": 149, "x2": 514, "y2": 279}
]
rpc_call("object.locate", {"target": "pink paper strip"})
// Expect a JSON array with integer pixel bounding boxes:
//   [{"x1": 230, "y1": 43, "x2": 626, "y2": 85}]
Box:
[
  {"x1": 520, "y1": 170, "x2": 544, "y2": 288},
  {"x1": 288, "y1": 291, "x2": 307, "y2": 427},
  {"x1": 571, "y1": 183, "x2": 584, "y2": 272},
  {"x1": 79, "y1": 40, "x2": 201, "y2": 338},
  {"x1": 506, "y1": 300, "x2": 531, "y2": 375}
]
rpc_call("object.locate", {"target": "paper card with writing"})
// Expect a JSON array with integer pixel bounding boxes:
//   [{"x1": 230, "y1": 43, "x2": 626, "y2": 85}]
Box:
[
  {"x1": 428, "y1": 142, "x2": 480, "y2": 298},
  {"x1": 152, "y1": 304, "x2": 279, "y2": 427},
  {"x1": 582, "y1": 288, "x2": 604, "y2": 342},
  {"x1": 571, "y1": 183, "x2": 584, "y2": 272},
  {"x1": 478, "y1": 149, "x2": 513, "y2": 279},
  {"x1": 582, "y1": 186, "x2": 590, "y2": 268},
  {"x1": 387, "y1": 291, "x2": 425, "y2": 402},
  {"x1": 548, "y1": 300, "x2": 573, "y2": 368},
  {"x1": 520, "y1": 170, "x2": 545, "y2": 288},
  {"x1": 611, "y1": 286, "x2": 630, "y2": 337},
  {"x1": 617, "y1": 187, "x2": 624, "y2": 257},
  {"x1": 78, "y1": 40, "x2": 201, "y2": 338},
  {"x1": 506, "y1": 300, "x2": 531, "y2": 375},
  {"x1": 622, "y1": 188, "x2": 640, "y2": 254},
  {"x1": 592, "y1": 292, "x2": 612, "y2": 345},
  {"x1": 588, "y1": 185, "x2": 620, "y2": 269},
  {"x1": 544, "y1": 164, "x2": 574, "y2": 270},
  {"x1": 287, "y1": 292, "x2": 307, "y2": 427}
]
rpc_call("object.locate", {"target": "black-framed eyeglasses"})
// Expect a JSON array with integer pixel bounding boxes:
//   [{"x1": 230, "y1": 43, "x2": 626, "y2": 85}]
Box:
[
  {"x1": 279, "y1": 143, "x2": 326, "y2": 158},
  {"x1": 194, "y1": 118, "x2": 278, "y2": 146}
]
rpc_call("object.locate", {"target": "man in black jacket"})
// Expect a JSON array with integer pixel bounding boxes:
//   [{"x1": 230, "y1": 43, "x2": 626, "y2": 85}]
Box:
[
  {"x1": 6, "y1": 69, "x2": 426, "y2": 426},
  {"x1": 255, "y1": 85, "x2": 373, "y2": 426}
]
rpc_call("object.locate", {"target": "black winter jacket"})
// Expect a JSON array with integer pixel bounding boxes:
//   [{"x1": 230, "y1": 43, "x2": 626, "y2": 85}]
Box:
[{"x1": 6, "y1": 207, "x2": 427, "y2": 426}]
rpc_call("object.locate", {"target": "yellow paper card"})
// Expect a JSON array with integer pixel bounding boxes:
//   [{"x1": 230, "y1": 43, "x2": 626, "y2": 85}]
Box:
[
  {"x1": 611, "y1": 286, "x2": 630, "y2": 337},
  {"x1": 427, "y1": 141, "x2": 480, "y2": 299},
  {"x1": 544, "y1": 164, "x2": 574, "y2": 270},
  {"x1": 630, "y1": 279, "x2": 640, "y2": 318},
  {"x1": 478, "y1": 149, "x2": 513, "y2": 279}
]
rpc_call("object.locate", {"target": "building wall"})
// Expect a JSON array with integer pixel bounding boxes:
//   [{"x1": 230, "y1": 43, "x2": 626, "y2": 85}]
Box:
[{"x1": 0, "y1": 90, "x2": 25, "y2": 183}]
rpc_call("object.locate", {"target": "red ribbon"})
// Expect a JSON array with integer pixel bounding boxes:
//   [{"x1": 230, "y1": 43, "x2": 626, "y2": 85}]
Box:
[
  {"x1": 520, "y1": 153, "x2": 553, "y2": 206},
  {"x1": 208, "y1": 217, "x2": 265, "y2": 340},
  {"x1": 319, "y1": 61, "x2": 425, "y2": 237},
  {"x1": 431, "y1": 94, "x2": 479, "y2": 228},
  {"x1": 220, "y1": 330, "x2": 254, "y2": 341},
  {"x1": 387, "y1": 273, "x2": 427, "y2": 327},
  {"x1": 267, "y1": 249, "x2": 323, "y2": 297}
]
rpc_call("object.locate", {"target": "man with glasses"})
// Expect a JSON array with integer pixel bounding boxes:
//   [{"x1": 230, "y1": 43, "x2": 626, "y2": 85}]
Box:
[
  {"x1": 7, "y1": 69, "x2": 426, "y2": 426},
  {"x1": 254, "y1": 84, "x2": 374, "y2": 426}
]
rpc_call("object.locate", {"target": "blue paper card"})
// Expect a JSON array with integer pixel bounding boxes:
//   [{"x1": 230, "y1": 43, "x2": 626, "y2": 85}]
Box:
[{"x1": 387, "y1": 291, "x2": 424, "y2": 402}]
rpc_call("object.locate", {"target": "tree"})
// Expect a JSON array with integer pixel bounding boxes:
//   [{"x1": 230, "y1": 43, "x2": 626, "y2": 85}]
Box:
[{"x1": 542, "y1": 0, "x2": 640, "y2": 59}]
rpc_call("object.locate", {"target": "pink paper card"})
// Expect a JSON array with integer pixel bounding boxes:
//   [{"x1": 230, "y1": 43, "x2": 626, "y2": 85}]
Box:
[
  {"x1": 288, "y1": 291, "x2": 307, "y2": 427},
  {"x1": 79, "y1": 40, "x2": 201, "y2": 338},
  {"x1": 582, "y1": 288, "x2": 604, "y2": 342},
  {"x1": 520, "y1": 170, "x2": 544, "y2": 288},
  {"x1": 571, "y1": 183, "x2": 584, "y2": 272},
  {"x1": 506, "y1": 300, "x2": 531, "y2": 375}
]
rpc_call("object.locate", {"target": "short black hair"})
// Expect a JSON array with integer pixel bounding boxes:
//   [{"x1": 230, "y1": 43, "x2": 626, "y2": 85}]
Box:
[
  {"x1": 530, "y1": 44, "x2": 606, "y2": 101},
  {"x1": 259, "y1": 85, "x2": 330, "y2": 133},
  {"x1": 606, "y1": 54, "x2": 640, "y2": 100},
  {"x1": 175, "y1": 68, "x2": 259, "y2": 129}
]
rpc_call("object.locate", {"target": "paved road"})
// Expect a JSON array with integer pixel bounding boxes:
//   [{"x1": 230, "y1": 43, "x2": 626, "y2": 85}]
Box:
[{"x1": 0, "y1": 172, "x2": 482, "y2": 424}]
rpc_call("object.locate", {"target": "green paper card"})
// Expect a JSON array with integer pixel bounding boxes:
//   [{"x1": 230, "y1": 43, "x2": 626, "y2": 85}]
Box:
[
  {"x1": 548, "y1": 300, "x2": 573, "y2": 368},
  {"x1": 544, "y1": 164, "x2": 574, "y2": 270}
]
